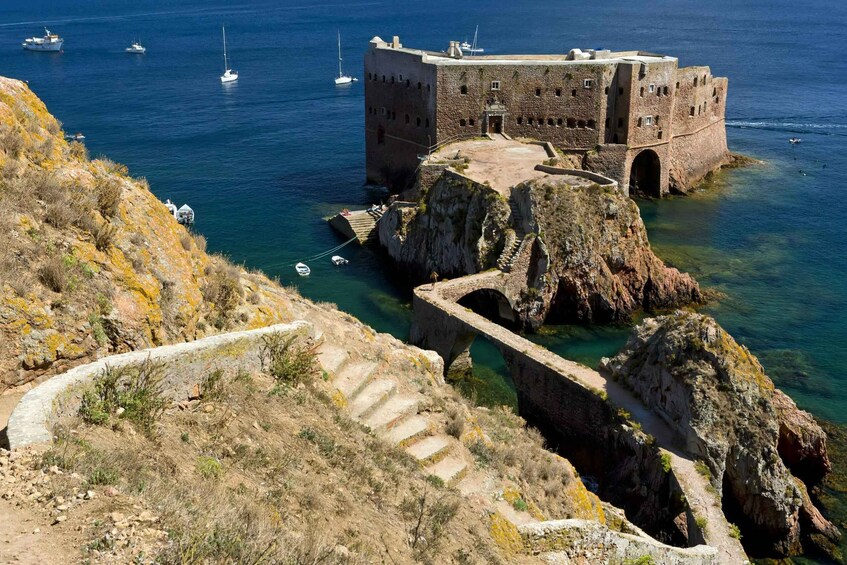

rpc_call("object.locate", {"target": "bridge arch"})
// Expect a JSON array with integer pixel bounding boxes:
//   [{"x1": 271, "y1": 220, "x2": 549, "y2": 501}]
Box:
[
  {"x1": 456, "y1": 288, "x2": 519, "y2": 329},
  {"x1": 629, "y1": 149, "x2": 661, "y2": 198}
]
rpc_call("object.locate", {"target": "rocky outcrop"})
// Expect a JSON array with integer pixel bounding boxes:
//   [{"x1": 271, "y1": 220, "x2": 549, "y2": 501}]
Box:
[
  {"x1": 0, "y1": 77, "x2": 295, "y2": 393},
  {"x1": 601, "y1": 311, "x2": 840, "y2": 558},
  {"x1": 512, "y1": 180, "x2": 700, "y2": 326},
  {"x1": 378, "y1": 170, "x2": 510, "y2": 281}
]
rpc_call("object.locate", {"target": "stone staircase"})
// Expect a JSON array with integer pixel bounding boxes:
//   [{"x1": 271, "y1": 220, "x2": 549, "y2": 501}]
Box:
[
  {"x1": 316, "y1": 343, "x2": 472, "y2": 486},
  {"x1": 496, "y1": 198, "x2": 527, "y2": 272}
]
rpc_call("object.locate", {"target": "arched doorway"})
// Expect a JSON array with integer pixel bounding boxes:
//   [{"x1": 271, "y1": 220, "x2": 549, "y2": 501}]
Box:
[{"x1": 629, "y1": 149, "x2": 661, "y2": 198}]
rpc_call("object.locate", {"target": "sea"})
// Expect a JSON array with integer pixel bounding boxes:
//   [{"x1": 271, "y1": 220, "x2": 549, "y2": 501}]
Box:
[{"x1": 1, "y1": 0, "x2": 846, "y2": 558}]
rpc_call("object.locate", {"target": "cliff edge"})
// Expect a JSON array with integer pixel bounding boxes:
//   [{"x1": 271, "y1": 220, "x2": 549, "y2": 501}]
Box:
[{"x1": 602, "y1": 311, "x2": 841, "y2": 559}]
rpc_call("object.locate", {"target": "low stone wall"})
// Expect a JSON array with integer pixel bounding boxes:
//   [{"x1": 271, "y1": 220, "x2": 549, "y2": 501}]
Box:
[
  {"x1": 6, "y1": 321, "x2": 312, "y2": 449},
  {"x1": 520, "y1": 519, "x2": 716, "y2": 563},
  {"x1": 532, "y1": 164, "x2": 619, "y2": 188}
]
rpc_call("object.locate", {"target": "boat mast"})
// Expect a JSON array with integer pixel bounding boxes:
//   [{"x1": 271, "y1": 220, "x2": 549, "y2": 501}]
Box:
[
  {"x1": 472, "y1": 25, "x2": 479, "y2": 52},
  {"x1": 337, "y1": 31, "x2": 343, "y2": 77},
  {"x1": 222, "y1": 25, "x2": 228, "y2": 71}
]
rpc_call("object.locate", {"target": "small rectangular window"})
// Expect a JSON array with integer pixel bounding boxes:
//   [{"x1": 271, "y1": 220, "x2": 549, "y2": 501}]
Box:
[
  {"x1": 491, "y1": 81, "x2": 501, "y2": 91},
  {"x1": 645, "y1": 116, "x2": 653, "y2": 126},
  {"x1": 535, "y1": 88, "x2": 541, "y2": 97},
  {"x1": 583, "y1": 79, "x2": 593, "y2": 89},
  {"x1": 648, "y1": 84, "x2": 655, "y2": 93}
]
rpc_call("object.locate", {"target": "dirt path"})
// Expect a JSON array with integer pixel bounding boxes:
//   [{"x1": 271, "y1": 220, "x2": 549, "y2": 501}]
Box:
[{"x1": 0, "y1": 498, "x2": 79, "y2": 564}]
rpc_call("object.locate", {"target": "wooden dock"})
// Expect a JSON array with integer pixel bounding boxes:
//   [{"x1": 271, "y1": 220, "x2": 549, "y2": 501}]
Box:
[{"x1": 327, "y1": 208, "x2": 382, "y2": 245}]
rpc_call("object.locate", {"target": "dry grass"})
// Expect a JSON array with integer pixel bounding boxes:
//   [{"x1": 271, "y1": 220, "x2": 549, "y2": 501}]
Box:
[
  {"x1": 202, "y1": 259, "x2": 243, "y2": 327},
  {"x1": 38, "y1": 255, "x2": 67, "y2": 293},
  {"x1": 95, "y1": 176, "x2": 123, "y2": 218}
]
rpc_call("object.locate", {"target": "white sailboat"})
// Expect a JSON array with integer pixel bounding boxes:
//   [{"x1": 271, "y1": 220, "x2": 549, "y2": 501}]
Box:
[
  {"x1": 460, "y1": 25, "x2": 485, "y2": 54},
  {"x1": 334, "y1": 31, "x2": 357, "y2": 85},
  {"x1": 220, "y1": 25, "x2": 238, "y2": 83}
]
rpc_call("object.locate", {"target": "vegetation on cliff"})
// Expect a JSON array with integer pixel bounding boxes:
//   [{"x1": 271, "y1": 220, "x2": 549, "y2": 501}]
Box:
[
  {"x1": 602, "y1": 311, "x2": 840, "y2": 559},
  {"x1": 0, "y1": 77, "x2": 294, "y2": 393}
]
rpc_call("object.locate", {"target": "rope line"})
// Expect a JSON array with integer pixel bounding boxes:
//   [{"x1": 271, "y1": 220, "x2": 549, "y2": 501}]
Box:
[{"x1": 283, "y1": 236, "x2": 358, "y2": 267}]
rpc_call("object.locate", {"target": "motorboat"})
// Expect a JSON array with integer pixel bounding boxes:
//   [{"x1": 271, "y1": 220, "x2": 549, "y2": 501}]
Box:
[
  {"x1": 331, "y1": 255, "x2": 349, "y2": 266},
  {"x1": 65, "y1": 132, "x2": 85, "y2": 141},
  {"x1": 220, "y1": 25, "x2": 238, "y2": 83},
  {"x1": 460, "y1": 26, "x2": 484, "y2": 54},
  {"x1": 295, "y1": 262, "x2": 311, "y2": 276},
  {"x1": 334, "y1": 31, "x2": 357, "y2": 85},
  {"x1": 789, "y1": 137, "x2": 802, "y2": 144},
  {"x1": 126, "y1": 41, "x2": 146, "y2": 54},
  {"x1": 176, "y1": 204, "x2": 195, "y2": 226},
  {"x1": 22, "y1": 29, "x2": 63, "y2": 52}
]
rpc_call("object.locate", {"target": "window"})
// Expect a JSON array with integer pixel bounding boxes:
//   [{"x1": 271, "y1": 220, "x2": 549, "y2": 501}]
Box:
[
  {"x1": 557, "y1": 118, "x2": 563, "y2": 126},
  {"x1": 690, "y1": 106, "x2": 695, "y2": 117},
  {"x1": 555, "y1": 88, "x2": 562, "y2": 97},
  {"x1": 713, "y1": 87, "x2": 717, "y2": 97},
  {"x1": 605, "y1": 86, "x2": 609, "y2": 95},
  {"x1": 648, "y1": 84, "x2": 655, "y2": 93},
  {"x1": 703, "y1": 74, "x2": 707, "y2": 83},
  {"x1": 583, "y1": 79, "x2": 593, "y2": 88},
  {"x1": 491, "y1": 81, "x2": 500, "y2": 91},
  {"x1": 693, "y1": 77, "x2": 698, "y2": 87},
  {"x1": 517, "y1": 117, "x2": 523, "y2": 125},
  {"x1": 663, "y1": 86, "x2": 668, "y2": 95},
  {"x1": 469, "y1": 118, "x2": 475, "y2": 126},
  {"x1": 404, "y1": 79, "x2": 409, "y2": 87},
  {"x1": 704, "y1": 101, "x2": 707, "y2": 111},
  {"x1": 405, "y1": 114, "x2": 410, "y2": 124},
  {"x1": 571, "y1": 89, "x2": 577, "y2": 97},
  {"x1": 382, "y1": 75, "x2": 385, "y2": 82},
  {"x1": 425, "y1": 118, "x2": 429, "y2": 127},
  {"x1": 535, "y1": 88, "x2": 541, "y2": 97},
  {"x1": 417, "y1": 82, "x2": 422, "y2": 90},
  {"x1": 676, "y1": 81, "x2": 680, "y2": 89},
  {"x1": 640, "y1": 87, "x2": 644, "y2": 97},
  {"x1": 427, "y1": 84, "x2": 431, "y2": 92},
  {"x1": 416, "y1": 117, "x2": 421, "y2": 126},
  {"x1": 460, "y1": 85, "x2": 468, "y2": 95},
  {"x1": 368, "y1": 106, "x2": 372, "y2": 115},
  {"x1": 459, "y1": 118, "x2": 466, "y2": 126},
  {"x1": 655, "y1": 115, "x2": 660, "y2": 126},
  {"x1": 567, "y1": 117, "x2": 576, "y2": 128},
  {"x1": 391, "y1": 76, "x2": 395, "y2": 83},
  {"x1": 399, "y1": 74, "x2": 403, "y2": 80},
  {"x1": 587, "y1": 119, "x2": 595, "y2": 129},
  {"x1": 528, "y1": 117, "x2": 534, "y2": 125},
  {"x1": 658, "y1": 130, "x2": 663, "y2": 139},
  {"x1": 577, "y1": 119, "x2": 586, "y2": 128},
  {"x1": 645, "y1": 116, "x2": 652, "y2": 126},
  {"x1": 547, "y1": 118, "x2": 554, "y2": 126},
  {"x1": 637, "y1": 117, "x2": 643, "y2": 127},
  {"x1": 367, "y1": 73, "x2": 372, "y2": 80}
]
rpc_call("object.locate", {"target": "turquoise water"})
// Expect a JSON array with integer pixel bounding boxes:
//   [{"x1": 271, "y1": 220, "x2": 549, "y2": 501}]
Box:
[{"x1": 2, "y1": 0, "x2": 847, "y2": 544}]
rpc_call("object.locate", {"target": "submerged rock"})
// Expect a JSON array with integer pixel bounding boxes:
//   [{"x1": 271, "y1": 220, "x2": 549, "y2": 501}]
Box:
[{"x1": 601, "y1": 311, "x2": 840, "y2": 558}]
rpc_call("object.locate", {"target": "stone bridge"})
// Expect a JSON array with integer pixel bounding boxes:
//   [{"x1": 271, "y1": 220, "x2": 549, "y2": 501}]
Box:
[{"x1": 410, "y1": 269, "x2": 748, "y2": 563}]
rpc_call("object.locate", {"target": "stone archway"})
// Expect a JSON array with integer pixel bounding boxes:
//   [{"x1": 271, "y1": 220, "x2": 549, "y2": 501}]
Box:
[
  {"x1": 457, "y1": 288, "x2": 519, "y2": 329},
  {"x1": 629, "y1": 149, "x2": 661, "y2": 198}
]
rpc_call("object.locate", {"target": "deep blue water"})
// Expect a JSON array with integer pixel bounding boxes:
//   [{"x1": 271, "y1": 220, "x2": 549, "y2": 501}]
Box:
[{"x1": 2, "y1": 0, "x2": 847, "y2": 523}]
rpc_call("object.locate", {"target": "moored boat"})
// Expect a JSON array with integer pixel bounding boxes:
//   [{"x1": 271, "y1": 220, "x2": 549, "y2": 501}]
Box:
[
  {"x1": 220, "y1": 26, "x2": 238, "y2": 83},
  {"x1": 295, "y1": 262, "x2": 311, "y2": 276},
  {"x1": 126, "y1": 41, "x2": 146, "y2": 54},
  {"x1": 22, "y1": 28, "x2": 63, "y2": 52},
  {"x1": 334, "y1": 31, "x2": 357, "y2": 85},
  {"x1": 331, "y1": 255, "x2": 349, "y2": 265}
]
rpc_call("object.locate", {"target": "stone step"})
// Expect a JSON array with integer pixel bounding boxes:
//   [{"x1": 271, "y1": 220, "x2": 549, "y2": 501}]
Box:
[
  {"x1": 363, "y1": 395, "x2": 419, "y2": 432},
  {"x1": 405, "y1": 435, "x2": 453, "y2": 465},
  {"x1": 425, "y1": 454, "x2": 468, "y2": 487},
  {"x1": 381, "y1": 415, "x2": 430, "y2": 447},
  {"x1": 316, "y1": 344, "x2": 348, "y2": 375},
  {"x1": 349, "y1": 379, "x2": 397, "y2": 419},
  {"x1": 334, "y1": 361, "x2": 378, "y2": 399}
]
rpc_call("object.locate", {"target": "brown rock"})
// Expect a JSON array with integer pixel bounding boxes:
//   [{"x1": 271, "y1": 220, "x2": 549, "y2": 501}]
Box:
[
  {"x1": 188, "y1": 383, "x2": 201, "y2": 401},
  {"x1": 773, "y1": 389, "x2": 831, "y2": 484}
]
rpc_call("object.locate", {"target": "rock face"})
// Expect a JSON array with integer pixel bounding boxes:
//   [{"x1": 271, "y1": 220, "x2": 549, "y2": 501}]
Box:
[
  {"x1": 601, "y1": 311, "x2": 840, "y2": 558},
  {"x1": 381, "y1": 166, "x2": 700, "y2": 328},
  {"x1": 512, "y1": 179, "x2": 700, "y2": 326},
  {"x1": 0, "y1": 77, "x2": 294, "y2": 392},
  {"x1": 379, "y1": 171, "x2": 510, "y2": 281}
]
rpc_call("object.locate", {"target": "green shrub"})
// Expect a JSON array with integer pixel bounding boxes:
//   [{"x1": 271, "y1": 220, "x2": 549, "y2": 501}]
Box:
[
  {"x1": 201, "y1": 369, "x2": 226, "y2": 401},
  {"x1": 78, "y1": 360, "x2": 167, "y2": 437},
  {"x1": 660, "y1": 452, "x2": 672, "y2": 473},
  {"x1": 88, "y1": 466, "x2": 119, "y2": 486},
  {"x1": 260, "y1": 333, "x2": 317, "y2": 385},
  {"x1": 729, "y1": 522, "x2": 742, "y2": 539},
  {"x1": 695, "y1": 515, "x2": 708, "y2": 530},
  {"x1": 196, "y1": 456, "x2": 223, "y2": 479},
  {"x1": 694, "y1": 460, "x2": 712, "y2": 481},
  {"x1": 512, "y1": 498, "x2": 529, "y2": 512}
]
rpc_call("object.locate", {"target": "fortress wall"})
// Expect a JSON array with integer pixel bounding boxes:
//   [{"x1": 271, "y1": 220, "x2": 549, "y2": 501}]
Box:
[
  {"x1": 671, "y1": 66, "x2": 723, "y2": 136},
  {"x1": 668, "y1": 118, "x2": 730, "y2": 191},
  {"x1": 364, "y1": 48, "x2": 437, "y2": 186},
  {"x1": 624, "y1": 60, "x2": 678, "y2": 148},
  {"x1": 435, "y1": 62, "x2": 607, "y2": 147}
]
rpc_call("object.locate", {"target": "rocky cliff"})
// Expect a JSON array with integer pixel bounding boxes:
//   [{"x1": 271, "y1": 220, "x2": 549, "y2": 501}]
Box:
[
  {"x1": 381, "y1": 166, "x2": 700, "y2": 328},
  {"x1": 0, "y1": 77, "x2": 294, "y2": 393},
  {"x1": 601, "y1": 311, "x2": 840, "y2": 559}
]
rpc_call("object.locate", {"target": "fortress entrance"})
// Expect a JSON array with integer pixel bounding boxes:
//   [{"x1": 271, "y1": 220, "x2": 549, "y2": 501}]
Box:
[
  {"x1": 487, "y1": 115, "x2": 502, "y2": 134},
  {"x1": 629, "y1": 149, "x2": 661, "y2": 198}
]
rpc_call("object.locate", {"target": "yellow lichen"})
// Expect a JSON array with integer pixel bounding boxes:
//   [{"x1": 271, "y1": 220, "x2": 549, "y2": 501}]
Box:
[{"x1": 489, "y1": 512, "x2": 524, "y2": 556}]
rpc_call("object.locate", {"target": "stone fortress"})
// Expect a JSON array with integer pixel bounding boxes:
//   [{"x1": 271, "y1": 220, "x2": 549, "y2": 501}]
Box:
[{"x1": 364, "y1": 36, "x2": 729, "y2": 196}]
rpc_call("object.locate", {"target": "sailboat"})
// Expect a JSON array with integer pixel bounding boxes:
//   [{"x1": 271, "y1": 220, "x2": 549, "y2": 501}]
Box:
[
  {"x1": 460, "y1": 25, "x2": 485, "y2": 54},
  {"x1": 220, "y1": 25, "x2": 238, "y2": 83},
  {"x1": 334, "y1": 31, "x2": 357, "y2": 85}
]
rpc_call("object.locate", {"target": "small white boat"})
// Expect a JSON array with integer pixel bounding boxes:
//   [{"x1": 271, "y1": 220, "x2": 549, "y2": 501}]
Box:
[
  {"x1": 295, "y1": 262, "x2": 311, "y2": 276},
  {"x1": 334, "y1": 31, "x2": 357, "y2": 85},
  {"x1": 331, "y1": 255, "x2": 348, "y2": 266},
  {"x1": 64, "y1": 132, "x2": 85, "y2": 141},
  {"x1": 220, "y1": 25, "x2": 238, "y2": 83},
  {"x1": 460, "y1": 26, "x2": 484, "y2": 54},
  {"x1": 126, "y1": 41, "x2": 146, "y2": 54},
  {"x1": 22, "y1": 28, "x2": 63, "y2": 52},
  {"x1": 789, "y1": 137, "x2": 802, "y2": 144},
  {"x1": 176, "y1": 204, "x2": 195, "y2": 226}
]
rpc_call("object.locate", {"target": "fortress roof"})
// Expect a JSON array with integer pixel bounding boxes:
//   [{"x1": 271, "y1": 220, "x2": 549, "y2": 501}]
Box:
[{"x1": 369, "y1": 36, "x2": 676, "y2": 66}]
